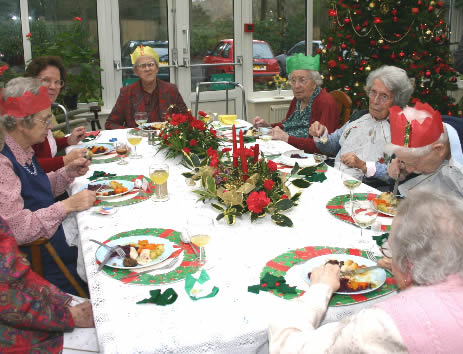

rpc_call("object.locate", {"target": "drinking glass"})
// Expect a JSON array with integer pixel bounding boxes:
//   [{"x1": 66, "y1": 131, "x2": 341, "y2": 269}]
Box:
[
  {"x1": 134, "y1": 112, "x2": 148, "y2": 127},
  {"x1": 351, "y1": 202, "x2": 378, "y2": 247},
  {"x1": 115, "y1": 141, "x2": 129, "y2": 165},
  {"x1": 127, "y1": 129, "x2": 143, "y2": 159},
  {"x1": 342, "y1": 169, "x2": 362, "y2": 210},
  {"x1": 187, "y1": 215, "x2": 214, "y2": 266},
  {"x1": 149, "y1": 163, "x2": 169, "y2": 201}
]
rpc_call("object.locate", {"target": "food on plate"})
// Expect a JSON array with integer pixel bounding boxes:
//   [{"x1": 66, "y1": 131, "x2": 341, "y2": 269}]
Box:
[
  {"x1": 144, "y1": 122, "x2": 167, "y2": 131},
  {"x1": 372, "y1": 192, "x2": 399, "y2": 215},
  {"x1": 116, "y1": 239, "x2": 165, "y2": 267},
  {"x1": 87, "y1": 145, "x2": 108, "y2": 154},
  {"x1": 308, "y1": 259, "x2": 377, "y2": 293},
  {"x1": 89, "y1": 181, "x2": 129, "y2": 196},
  {"x1": 245, "y1": 127, "x2": 260, "y2": 137},
  {"x1": 290, "y1": 153, "x2": 307, "y2": 159}
]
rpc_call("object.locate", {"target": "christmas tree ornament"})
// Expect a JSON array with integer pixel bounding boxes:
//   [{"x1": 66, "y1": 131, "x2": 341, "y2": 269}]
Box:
[
  {"x1": 373, "y1": 17, "x2": 383, "y2": 24},
  {"x1": 428, "y1": 6, "x2": 434, "y2": 11},
  {"x1": 355, "y1": 25, "x2": 362, "y2": 31},
  {"x1": 412, "y1": 8, "x2": 419, "y2": 14},
  {"x1": 426, "y1": 30, "x2": 432, "y2": 35},
  {"x1": 380, "y1": 3, "x2": 390, "y2": 14},
  {"x1": 392, "y1": 8, "x2": 398, "y2": 16},
  {"x1": 378, "y1": 39, "x2": 384, "y2": 44},
  {"x1": 366, "y1": 66, "x2": 371, "y2": 71},
  {"x1": 399, "y1": 51, "x2": 405, "y2": 57},
  {"x1": 393, "y1": 17, "x2": 398, "y2": 22},
  {"x1": 430, "y1": 1, "x2": 436, "y2": 5},
  {"x1": 354, "y1": 82, "x2": 360, "y2": 87},
  {"x1": 370, "y1": 40, "x2": 377, "y2": 46},
  {"x1": 425, "y1": 70, "x2": 431, "y2": 77},
  {"x1": 417, "y1": 0, "x2": 422, "y2": 5},
  {"x1": 369, "y1": 2, "x2": 376, "y2": 9},
  {"x1": 344, "y1": 18, "x2": 351, "y2": 24}
]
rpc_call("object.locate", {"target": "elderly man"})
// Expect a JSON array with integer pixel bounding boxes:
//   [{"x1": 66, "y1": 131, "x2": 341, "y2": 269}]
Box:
[
  {"x1": 387, "y1": 102, "x2": 463, "y2": 197},
  {"x1": 105, "y1": 45, "x2": 187, "y2": 129},
  {"x1": 309, "y1": 65, "x2": 413, "y2": 181}
]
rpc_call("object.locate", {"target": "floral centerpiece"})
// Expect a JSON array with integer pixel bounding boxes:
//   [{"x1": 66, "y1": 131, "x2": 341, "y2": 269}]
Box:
[
  {"x1": 182, "y1": 127, "x2": 317, "y2": 227},
  {"x1": 155, "y1": 109, "x2": 221, "y2": 159},
  {"x1": 269, "y1": 74, "x2": 290, "y2": 97}
]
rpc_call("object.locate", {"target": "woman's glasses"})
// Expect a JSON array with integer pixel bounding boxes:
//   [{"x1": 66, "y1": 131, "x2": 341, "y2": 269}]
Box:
[
  {"x1": 368, "y1": 90, "x2": 392, "y2": 104},
  {"x1": 39, "y1": 77, "x2": 65, "y2": 88},
  {"x1": 135, "y1": 62, "x2": 156, "y2": 70}
]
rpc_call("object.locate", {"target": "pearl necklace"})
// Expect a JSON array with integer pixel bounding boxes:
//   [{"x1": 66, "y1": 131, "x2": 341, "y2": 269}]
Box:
[{"x1": 22, "y1": 160, "x2": 38, "y2": 176}]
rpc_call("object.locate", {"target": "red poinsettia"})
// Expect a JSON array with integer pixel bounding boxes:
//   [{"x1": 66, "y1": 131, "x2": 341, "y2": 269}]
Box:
[
  {"x1": 247, "y1": 191, "x2": 271, "y2": 214},
  {"x1": 189, "y1": 139, "x2": 198, "y2": 147},
  {"x1": 267, "y1": 160, "x2": 278, "y2": 172},
  {"x1": 183, "y1": 147, "x2": 191, "y2": 154},
  {"x1": 263, "y1": 179, "x2": 274, "y2": 191},
  {"x1": 280, "y1": 195, "x2": 289, "y2": 199},
  {"x1": 190, "y1": 119, "x2": 206, "y2": 131}
]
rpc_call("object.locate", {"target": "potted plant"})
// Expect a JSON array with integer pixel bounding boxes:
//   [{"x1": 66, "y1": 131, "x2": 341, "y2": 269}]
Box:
[{"x1": 28, "y1": 17, "x2": 102, "y2": 110}]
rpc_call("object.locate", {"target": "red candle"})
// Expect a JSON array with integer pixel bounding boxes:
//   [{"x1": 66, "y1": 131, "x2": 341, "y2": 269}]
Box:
[
  {"x1": 240, "y1": 130, "x2": 248, "y2": 174},
  {"x1": 253, "y1": 144, "x2": 259, "y2": 163},
  {"x1": 232, "y1": 125, "x2": 238, "y2": 168}
]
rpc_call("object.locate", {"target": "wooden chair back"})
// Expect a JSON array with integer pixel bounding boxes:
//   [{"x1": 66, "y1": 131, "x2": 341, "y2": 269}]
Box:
[
  {"x1": 329, "y1": 90, "x2": 352, "y2": 128},
  {"x1": 23, "y1": 238, "x2": 89, "y2": 298}
]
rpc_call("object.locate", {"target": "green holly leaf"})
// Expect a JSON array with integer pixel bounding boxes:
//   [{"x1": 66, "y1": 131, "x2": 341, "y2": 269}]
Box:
[
  {"x1": 216, "y1": 213, "x2": 225, "y2": 221},
  {"x1": 290, "y1": 162, "x2": 300, "y2": 176},
  {"x1": 211, "y1": 203, "x2": 224, "y2": 211},
  {"x1": 271, "y1": 213, "x2": 293, "y2": 227},
  {"x1": 290, "y1": 192, "x2": 302, "y2": 202},
  {"x1": 206, "y1": 176, "x2": 216, "y2": 194},
  {"x1": 274, "y1": 198, "x2": 294, "y2": 211},
  {"x1": 291, "y1": 179, "x2": 311, "y2": 188},
  {"x1": 190, "y1": 153, "x2": 201, "y2": 168},
  {"x1": 182, "y1": 172, "x2": 194, "y2": 178},
  {"x1": 250, "y1": 212, "x2": 258, "y2": 222},
  {"x1": 226, "y1": 214, "x2": 236, "y2": 225}
]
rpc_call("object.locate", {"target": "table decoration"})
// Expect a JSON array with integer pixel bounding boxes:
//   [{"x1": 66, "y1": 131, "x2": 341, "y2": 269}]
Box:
[
  {"x1": 258, "y1": 246, "x2": 398, "y2": 306},
  {"x1": 326, "y1": 193, "x2": 391, "y2": 232},
  {"x1": 98, "y1": 228, "x2": 201, "y2": 285},
  {"x1": 81, "y1": 130, "x2": 100, "y2": 143},
  {"x1": 185, "y1": 269, "x2": 219, "y2": 300},
  {"x1": 136, "y1": 288, "x2": 178, "y2": 305},
  {"x1": 88, "y1": 171, "x2": 116, "y2": 181},
  {"x1": 91, "y1": 175, "x2": 154, "y2": 207},
  {"x1": 181, "y1": 138, "x2": 316, "y2": 226}
]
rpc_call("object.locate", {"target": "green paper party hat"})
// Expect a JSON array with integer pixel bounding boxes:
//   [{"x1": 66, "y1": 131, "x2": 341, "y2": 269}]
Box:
[{"x1": 286, "y1": 53, "x2": 320, "y2": 74}]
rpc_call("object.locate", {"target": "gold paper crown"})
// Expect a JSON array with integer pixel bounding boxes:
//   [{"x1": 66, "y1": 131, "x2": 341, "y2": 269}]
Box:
[
  {"x1": 130, "y1": 45, "x2": 159, "y2": 65},
  {"x1": 286, "y1": 53, "x2": 320, "y2": 74}
]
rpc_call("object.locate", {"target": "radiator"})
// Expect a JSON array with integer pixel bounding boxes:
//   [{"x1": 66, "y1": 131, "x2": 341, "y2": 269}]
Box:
[{"x1": 269, "y1": 104, "x2": 290, "y2": 124}]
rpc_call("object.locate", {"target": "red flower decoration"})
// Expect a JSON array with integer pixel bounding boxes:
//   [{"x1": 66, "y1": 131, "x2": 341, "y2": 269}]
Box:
[
  {"x1": 246, "y1": 191, "x2": 271, "y2": 214},
  {"x1": 74, "y1": 17, "x2": 83, "y2": 22},
  {"x1": 221, "y1": 147, "x2": 232, "y2": 153},
  {"x1": 280, "y1": 195, "x2": 289, "y2": 199},
  {"x1": 26, "y1": 32, "x2": 32, "y2": 38},
  {"x1": 183, "y1": 147, "x2": 191, "y2": 154},
  {"x1": 210, "y1": 128, "x2": 217, "y2": 137},
  {"x1": 198, "y1": 110, "x2": 207, "y2": 117},
  {"x1": 189, "y1": 139, "x2": 197, "y2": 147},
  {"x1": 267, "y1": 160, "x2": 278, "y2": 172},
  {"x1": 190, "y1": 119, "x2": 206, "y2": 131},
  {"x1": 0, "y1": 65, "x2": 9, "y2": 76},
  {"x1": 264, "y1": 179, "x2": 274, "y2": 191}
]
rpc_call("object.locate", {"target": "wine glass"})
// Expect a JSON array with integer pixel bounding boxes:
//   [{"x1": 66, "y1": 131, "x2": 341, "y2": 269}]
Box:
[
  {"x1": 341, "y1": 169, "x2": 362, "y2": 212},
  {"x1": 351, "y1": 202, "x2": 378, "y2": 247},
  {"x1": 115, "y1": 141, "x2": 129, "y2": 165},
  {"x1": 134, "y1": 112, "x2": 148, "y2": 128},
  {"x1": 149, "y1": 164, "x2": 169, "y2": 201},
  {"x1": 187, "y1": 215, "x2": 214, "y2": 266},
  {"x1": 126, "y1": 129, "x2": 143, "y2": 159}
]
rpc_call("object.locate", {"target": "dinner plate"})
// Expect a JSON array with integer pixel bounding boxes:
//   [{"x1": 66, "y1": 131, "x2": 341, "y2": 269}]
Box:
[
  {"x1": 211, "y1": 119, "x2": 249, "y2": 129},
  {"x1": 86, "y1": 143, "x2": 114, "y2": 156},
  {"x1": 280, "y1": 150, "x2": 318, "y2": 167},
  {"x1": 141, "y1": 122, "x2": 166, "y2": 131},
  {"x1": 95, "y1": 235, "x2": 174, "y2": 270},
  {"x1": 87, "y1": 179, "x2": 134, "y2": 200},
  {"x1": 370, "y1": 198, "x2": 397, "y2": 217},
  {"x1": 300, "y1": 254, "x2": 386, "y2": 295}
]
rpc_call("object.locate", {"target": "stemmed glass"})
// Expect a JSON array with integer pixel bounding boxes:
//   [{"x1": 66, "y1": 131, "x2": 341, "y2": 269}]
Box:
[
  {"x1": 126, "y1": 129, "x2": 143, "y2": 159},
  {"x1": 115, "y1": 141, "x2": 129, "y2": 165},
  {"x1": 149, "y1": 164, "x2": 169, "y2": 201},
  {"x1": 134, "y1": 112, "x2": 148, "y2": 128},
  {"x1": 351, "y1": 202, "x2": 378, "y2": 247},
  {"x1": 342, "y1": 169, "x2": 362, "y2": 211},
  {"x1": 187, "y1": 215, "x2": 214, "y2": 267}
]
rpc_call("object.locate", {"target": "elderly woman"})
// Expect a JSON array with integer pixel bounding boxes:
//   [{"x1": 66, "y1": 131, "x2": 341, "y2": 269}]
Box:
[
  {"x1": 0, "y1": 216, "x2": 95, "y2": 352},
  {"x1": 269, "y1": 187, "x2": 463, "y2": 352},
  {"x1": 25, "y1": 56, "x2": 88, "y2": 173},
  {"x1": 309, "y1": 65, "x2": 413, "y2": 181},
  {"x1": 105, "y1": 45, "x2": 187, "y2": 129},
  {"x1": 253, "y1": 54, "x2": 339, "y2": 153},
  {"x1": 0, "y1": 77, "x2": 96, "y2": 295}
]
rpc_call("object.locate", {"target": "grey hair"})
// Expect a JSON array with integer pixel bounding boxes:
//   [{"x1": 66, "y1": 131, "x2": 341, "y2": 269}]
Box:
[
  {"x1": 365, "y1": 65, "x2": 413, "y2": 107},
  {"x1": 0, "y1": 77, "x2": 43, "y2": 131},
  {"x1": 390, "y1": 187, "x2": 463, "y2": 285},
  {"x1": 289, "y1": 69, "x2": 323, "y2": 87}
]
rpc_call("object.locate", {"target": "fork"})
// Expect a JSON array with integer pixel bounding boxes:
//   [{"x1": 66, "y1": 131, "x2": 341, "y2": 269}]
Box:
[
  {"x1": 122, "y1": 256, "x2": 179, "y2": 278},
  {"x1": 89, "y1": 239, "x2": 126, "y2": 258}
]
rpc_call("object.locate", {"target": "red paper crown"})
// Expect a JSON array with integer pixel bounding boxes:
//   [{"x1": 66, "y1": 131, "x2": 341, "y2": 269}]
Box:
[
  {"x1": 0, "y1": 85, "x2": 51, "y2": 118},
  {"x1": 389, "y1": 102, "x2": 444, "y2": 148}
]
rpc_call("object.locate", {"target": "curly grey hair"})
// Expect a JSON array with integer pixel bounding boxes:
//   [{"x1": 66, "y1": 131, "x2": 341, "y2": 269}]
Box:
[
  {"x1": 365, "y1": 65, "x2": 413, "y2": 107},
  {"x1": 390, "y1": 187, "x2": 463, "y2": 285},
  {"x1": 0, "y1": 77, "x2": 43, "y2": 131},
  {"x1": 289, "y1": 69, "x2": 323, "y2": 87}
]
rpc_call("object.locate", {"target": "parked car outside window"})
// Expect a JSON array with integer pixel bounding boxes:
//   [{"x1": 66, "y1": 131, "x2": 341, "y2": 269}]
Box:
[{"x1": 275, "y1": 40, "x2": 323, "y2": 77}]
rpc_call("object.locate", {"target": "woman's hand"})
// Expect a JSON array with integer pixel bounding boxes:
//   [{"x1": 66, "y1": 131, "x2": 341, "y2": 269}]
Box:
[
  {"x1": 387, "y1": 158, "x2": 407, "y2": 180},
  {"x1": 63, "y1": 148, "x2": 88, "y2": 166},
  {"x1": 65, "y1": 157, "x2": 91, "y2": 178},
  {"x1": 310, "y1": 263, "x2": 340, "y2": 293},
  {"x1": 271, "y1": 126, "x2": 289, "y2": 142},
  {"x1": 253, "y1": 116, "x2": 271, "y2": 127},
  {"x1": 61, "y1": 189, "x2": 96, "y2": 213},
  {"x1": 67, "y1": 126, "x2": 86, "y2": 145},
  {"x1": 309, "y1": 121, "x2": 326, "y2": 137},
  {"x1": 68, "y1": 301, "x2": 95, "y2": 328},
  {"x1": 378, "y1": 257, "x2": 392, "y2": 271},
  {"x1": 341, "y1": 153, "x2": 366, "y2": 173}
]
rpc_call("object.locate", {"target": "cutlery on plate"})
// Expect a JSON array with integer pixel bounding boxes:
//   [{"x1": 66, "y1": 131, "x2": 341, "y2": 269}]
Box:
[
  {"x1": 90, "y1": 239, "x2": 125, "y2": 257},
  {"x1": 340, "y1": 265, "x2": 381, "y2": 276},
  {"x1": 121, "y1": 256, "x2": 179, "y2": 278},
  {"x1": 180, "y1": 232, "x2": 200, "y2": 257}
]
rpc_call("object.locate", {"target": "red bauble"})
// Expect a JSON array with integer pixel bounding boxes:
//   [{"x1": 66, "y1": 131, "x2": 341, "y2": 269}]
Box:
[
  {"x1": 370, "y1": 40, "x2": 376, "y2": 46},
  {"x1": 436, "y1": 56, "x2": 442, "y2": 63},
  {"x1": 355, "y1": 25, "x2": 362, "y2": 31},
  {"x1": 390, "y1": 53, "x2": 396, "y2": 60},
  {"x1": 423, "y1": 51, "x2": 429, "y2": 56},
  {"x1": 371, "y1": 54, "x2": 379, "y2": 59},
  {"x1": 433, "y1": 37, "x2": 440, "y2": 43},
  {"x1": 437, "y1": 1, "x2": 444, "y2": 7},
  {"x1": 341, "y1": 43, "x2": 347, "y2": 50},
  {"x1": 360, "y1": 59, "x2": 367, "y2": 65},
  {"x1": 425, "y1": 70, "x2": 431, "y2": 77},
  {"x1": 449, "y1": 76, "x2": 457, "y2": 83},
  {"x1": 344, "y1": 18, "x2": 351, "y2": 24},
  {"x1": 373, "y1": 17, "x2": 382, "y2": 24},
  {"x1": 328, "y1": 36, "x2": 334, "y2": 42},
  {"x1": 428, "y1": 6, "x2": 434, "y2": 11},
  {"x1": 328, "y1": 9, "x2": 337, "y2": 17},
  {"x1": 344, "y1": 86, "x2": 351, "y2": 91},
  {"x1": 392, "y1": 8, "x2": 398, "y2": 16},
  {"x1": 382, "y1": 44, "x2": 390, "y2": 50},
  {"x1": 337, "y1": 56, "x2": 343, "y2": 62},
  {"x1": 393, "y1": 17, "x2": 398, "y2": 22},
  {"x1": 412, "y1": 8, "x2": 419, "y2": 14},
  {"x1": 417, "y1": 0, "x2": 422, "y2": 5},
  {"x1": 399, "y1": 51, "x2": 405, "y2": 58}
]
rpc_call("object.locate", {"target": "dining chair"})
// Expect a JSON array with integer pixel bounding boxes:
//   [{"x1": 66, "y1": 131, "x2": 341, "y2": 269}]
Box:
[
  {"x1": 329, "y1": 90, "x2": 352, "y2": 128},
  {"x1": 23, "y1": 238, "x2": 89, "y2": 298}
]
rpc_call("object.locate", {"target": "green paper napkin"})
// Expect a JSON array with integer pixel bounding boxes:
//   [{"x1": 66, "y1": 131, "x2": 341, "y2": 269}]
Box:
[
  {"x1": 373, "y1": 232, "x2": 389, "y2": 247},
  {"x1": 185, "y1": 269, "x2": 219, "y2": 300},
  {"x1": 248, "y1": 273, "x2": 298, "y2": 295},
  {"x1": 306, "y1": 172, "x2": 327, "y2": 183},
  {"x1": 136, "y1": 288, "x2": 178, "y2": 305},
  {"x1": 88, "y1": 171, "x2": 117, "y2": 181}
]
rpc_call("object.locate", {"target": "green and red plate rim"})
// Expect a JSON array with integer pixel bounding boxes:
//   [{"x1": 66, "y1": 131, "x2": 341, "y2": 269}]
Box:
[
  {"x1": 99, "y1": 228, "x2": 201, "y2": 285},
  {"x1": 326, "y1": 193, "x2": 391, "y2": 232},
  {"x1": 92, "y1": 175, "x2": 154, "y2": 207},
  {"x1": 260, "y1": 246, "x2": 397, "y2": 306}
]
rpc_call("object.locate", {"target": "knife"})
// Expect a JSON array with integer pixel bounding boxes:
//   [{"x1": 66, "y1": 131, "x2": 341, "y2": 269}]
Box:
[
  {"x1": 97, "y1": 247, "x2": 116, "y2": 272},
  {"x1": 341, "y1": 265, "x2": 380, "y2": 276},
  {"x1": 89, "y1": 239, "x2": 111, "y2": 250}
]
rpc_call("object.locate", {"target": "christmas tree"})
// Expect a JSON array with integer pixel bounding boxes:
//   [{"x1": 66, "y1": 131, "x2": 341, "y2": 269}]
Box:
[{"x1": 319, "y1": 0, "x2": 461, "y2": 116}]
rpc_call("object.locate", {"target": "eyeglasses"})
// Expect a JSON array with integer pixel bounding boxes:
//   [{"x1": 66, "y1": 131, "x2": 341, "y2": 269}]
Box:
[
  {"x1": 379, "y1": 240, "x2": 392, "y2": 259},
  {"x1": 289, "y1": 77, "x2": 311, "y2": 86},
  {"x1": 34, "y1": 117, "x2": 53, "y2": 126},
  {"x1": 135, "y1": 62, "x2": 156, "y2": 70},
  {"x1": 39, "y1": 77, "x2": 65, "y2": 88},
  {"x1": 368, "y1": 89, "x2": 392, "y2": 104}
]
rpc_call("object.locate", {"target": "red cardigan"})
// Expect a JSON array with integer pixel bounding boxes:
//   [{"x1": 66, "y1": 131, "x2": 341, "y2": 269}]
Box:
[
  {"x1": 272, "y1": 89, "x2": 339, "y2": 153},
  {"x1": 33, "y1": 136, "x2": 69, "y2": 173}
]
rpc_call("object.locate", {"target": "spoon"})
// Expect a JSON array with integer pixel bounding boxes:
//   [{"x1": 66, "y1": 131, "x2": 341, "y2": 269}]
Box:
[{"x1": 180, "y1": 231, "x2": 200, "y2": 257}]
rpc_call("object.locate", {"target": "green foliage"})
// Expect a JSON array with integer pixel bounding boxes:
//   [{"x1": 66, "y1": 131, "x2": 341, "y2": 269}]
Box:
[{"x1": 320, "y1": 0, "x2": 461, "y2": 116}]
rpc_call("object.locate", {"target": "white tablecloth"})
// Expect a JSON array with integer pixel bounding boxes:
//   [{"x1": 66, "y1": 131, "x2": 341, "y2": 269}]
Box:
[{"x1": 70, "y1": 130, "x2": 395, "y2": 353}]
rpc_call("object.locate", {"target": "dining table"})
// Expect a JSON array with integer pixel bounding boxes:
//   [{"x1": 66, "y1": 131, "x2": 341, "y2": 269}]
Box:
[{"x1": 69, "y1": 126, "x2": 397, "y2": 353}]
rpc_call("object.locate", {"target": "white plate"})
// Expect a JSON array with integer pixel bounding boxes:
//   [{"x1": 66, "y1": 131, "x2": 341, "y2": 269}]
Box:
[
  {"x1": 211, "y1": 119, "x2": 250, "y2": 129},
  {"x1": 281, "y1": 150, "x2": 318, "y2": 167},
  {"x1": 95, "y1": 235, "x2": 174, "y2": 270},
  {"x1": 87, "y1": 180, "x2": 134, "y2": 200},
  {"x1": 86, "y1": 143, "x2": 114, "y2": 156},
  {"x1": 141, "y1": 122, "x2": 165, "y2": 131},
  {"x1": 370, "y1": 198, "x2": 397, "y2": 217},
  {"x1": 300, "y1": 254, "x2": 386, "y2": 295}
]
